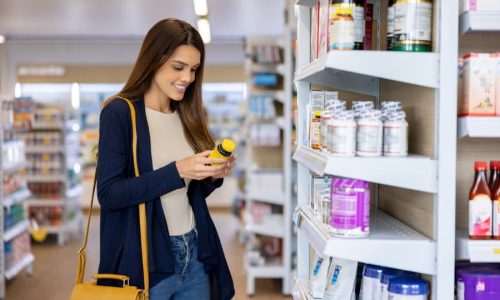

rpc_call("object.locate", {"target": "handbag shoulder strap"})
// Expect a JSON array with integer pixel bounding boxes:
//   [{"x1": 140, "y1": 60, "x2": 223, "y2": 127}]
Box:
[{"x1": 76, "y1": 96, "x2": 149, "y2": 299}]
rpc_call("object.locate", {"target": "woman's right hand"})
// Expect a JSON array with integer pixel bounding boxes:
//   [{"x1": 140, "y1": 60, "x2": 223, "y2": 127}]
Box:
[{"x1": 175, "y1": 150, "x2": 228, "y2": 180}]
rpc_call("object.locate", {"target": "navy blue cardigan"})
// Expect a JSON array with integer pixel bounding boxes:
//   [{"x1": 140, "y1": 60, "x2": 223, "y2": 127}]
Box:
[{"x1": 96, "y1": 97, "x2": 235, "y2": 300}]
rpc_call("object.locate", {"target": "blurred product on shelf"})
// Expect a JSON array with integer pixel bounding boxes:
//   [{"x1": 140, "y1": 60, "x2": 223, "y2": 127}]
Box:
[
  {"x1": 249, "y1": 95, "x2": 276, "y2": 119},
  {"x1": 324, "y1": 257, "x2": 358, "y2": 299},
  {"x1": 250, "y1": 45, "x2": 283, "y2": 64},
  {"x1": 392, "y1": 0, "x2": 432, "y2": 52},
  {"x1": 330, "y1": 7, "x2": 355, "y2": 51},
  {"x1": 460, "y1": 0, "x2": 500, "y2": 13},
  {"x1": 469, "y1": 161, "x2": 493, "y2": 240},
  {"x1": 307, "y1": 90, "x2": 409, "y2": 157},
  {"x1": 330, "y1": 177, "x2": 370, "y2": 238},
  {"x1": 3, "y1": 204, "x2": 25, "y2": 231},
  {"x1": 456, "y1": 263, "x2": 500, "y2": 300},
  {"x1": 458, "y1": 53, "x2": 498, "y2": 117},
  {"x1": 310, "y1": 254, "x2": 331, "y2": 298},
  {"x1": 4, "y1": 232, "x2": 31, "y2": 272}
]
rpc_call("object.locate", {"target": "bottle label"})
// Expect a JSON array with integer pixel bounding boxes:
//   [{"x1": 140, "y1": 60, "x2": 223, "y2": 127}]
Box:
[
  {"x1": 383, "y1": 123, "x2": 408, "y2": 155},
  {"x1": 394, "y1": 1, "x2": 432, "y2": 42},
  {"x1": 329, "y1": 123, "x2": 356, "y2": 155},
  {"x1": 469, "y1": 194, "x2": 492, "y2": 236},
  {"x1": 494, "y1": 199, "x2": 499, "y2": 237},
  {"x1": 330, "y1": 19, "x2": 355, "y2": 50},
  {"x1": 310, "y1": 119, "x2": 321, "y2": 149},
  {"x1": 356, "y1": 123, "x2": 383, "y2": 155},
  {"x1": 312, "y1": 257, "x2": 324, "y2": 276}
]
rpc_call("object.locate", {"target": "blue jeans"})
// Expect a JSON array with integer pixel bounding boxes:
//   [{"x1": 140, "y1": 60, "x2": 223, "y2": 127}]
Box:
[{"x1": 149, "y1": 228, "x2": 210, "y2": 300}]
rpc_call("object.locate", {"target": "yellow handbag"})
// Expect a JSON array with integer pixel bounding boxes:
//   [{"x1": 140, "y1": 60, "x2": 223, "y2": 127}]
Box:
[{"x1": 71, "y1": 97, "x2": 149, "y2": 300}]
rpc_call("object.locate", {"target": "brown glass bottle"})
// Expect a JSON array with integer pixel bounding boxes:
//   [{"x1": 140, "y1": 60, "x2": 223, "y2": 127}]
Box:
[
  {"x1": 469, "y1": 161, "x2": 492, "y2": 240},
  {"x1": 489, "y1": 161, "x2": 500, "y2": 191},
  {"x1": 493, "y1": 170, "x2": 500, "y2": 240}
]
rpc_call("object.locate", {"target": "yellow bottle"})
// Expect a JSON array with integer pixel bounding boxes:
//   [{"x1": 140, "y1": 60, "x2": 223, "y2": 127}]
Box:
[{"x1": 209, "y1": 139, "x2": 236, "y2": 166}]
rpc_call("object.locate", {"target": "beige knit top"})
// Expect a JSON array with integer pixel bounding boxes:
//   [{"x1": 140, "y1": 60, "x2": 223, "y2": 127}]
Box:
[{"x1": 145, "y1": 107, "x2": 195, "y2": 236}]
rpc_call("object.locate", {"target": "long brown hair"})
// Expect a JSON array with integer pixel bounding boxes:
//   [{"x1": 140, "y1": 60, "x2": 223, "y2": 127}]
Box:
[{"x1": 105, "y1": 18, "x2": 214, "y2": 153}]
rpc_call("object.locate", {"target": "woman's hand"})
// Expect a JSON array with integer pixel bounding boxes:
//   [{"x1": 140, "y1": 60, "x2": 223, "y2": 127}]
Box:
[
  {"x1": 212, "y1": 154, "x2": 237, "y2": 180},
  {"x1": 175, "y1": 150, "x2": 228, "y2": 180}
]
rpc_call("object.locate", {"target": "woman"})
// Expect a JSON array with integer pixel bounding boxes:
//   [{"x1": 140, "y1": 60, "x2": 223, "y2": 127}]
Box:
[{"x1": 96, "y1": 18, "x2": 235, "y2": 300}]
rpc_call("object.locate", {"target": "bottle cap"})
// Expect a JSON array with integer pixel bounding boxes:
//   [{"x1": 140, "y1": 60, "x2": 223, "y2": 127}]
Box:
[
  {"x1": 491, "y1": 161, "x2": 500, "y2": 170},
  {"x1": 475, "y1": 161, "x2": 487, "y2": 171},
  {"x1": 335, "y1": 7, "x2": 353, "y2": 15},
  {"x1": 388, "y1": 278, "x2": 429, "y2": 295},
  {"x1": 221, "y1": 139, "x2": 235, "y2": 153}
]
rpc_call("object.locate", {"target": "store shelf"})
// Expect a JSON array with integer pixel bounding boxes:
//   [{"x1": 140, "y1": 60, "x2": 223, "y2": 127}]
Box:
[
  {"x1": 3, "y1": 220, "x2": 30, "y2": 242},
  {"x1": 23, "y1": 174, "x2": 66, "y2": 182},
  {"x1": 457, "y1": 117, "x2": 500, "y2": 139},
  {"x1": 66, "y1": 184, "x2": 83, "y2": 198},
  {"x1": 293, "y1": 145, "x2": 437, "y2": 193},
  {"x1": 250, "y1": 63, "x2": 287, "y2": 75},
  {"x1": 460, "y1": 11, "x2": 500, "y2": 35},
  {"x1": 456, "y1": 230, "x2": 500, "y2": 262},
  {"x1": 246, "y1": 191, "x2": 285, "y2": 205},
  {"x1": 245, "y1": 256, "x2": 285, "y2": 278},
  {"x1": 247, "y1": 117, "x2": 286, "y2": 129},
  {"x1": 3, "y1": 189, "x2": 31, "y2": 208},
  {"x1": 43, "y1": 214, "x2": 82, "y2": 234},
  {"x1": 1, "y1": 161, "x2": 27, "y2": 173},
  {"x1": 31, "y1": 121, "x2": 65, "y2": 130},
  {"x1": 250, "y1": 90, "x2": 286, "y2": 104},
  {"x1": 25, "y1": 145, "x2": 65, "y2": 153},
  {"x1": 4, "y1": 254, "x2": 34, "y2": 280},
  {"x1": 245, "y1": 214, "x2": 285, "y2": 238},
  {"x1": 292, "y1": 279, "x2": 312, "y2": 300},
  {"x1": 294, "y1": 205, "x2": 436, "y2": 275},
  {"x1": 25, "y1": 195, "x2": 80, "y2": 207},
  {"x1": 295, "y1": 0, "x2": 317, "y2": 7},
  {"x1": 294, "y1": 51, "x2": 438, "y2": 96}
]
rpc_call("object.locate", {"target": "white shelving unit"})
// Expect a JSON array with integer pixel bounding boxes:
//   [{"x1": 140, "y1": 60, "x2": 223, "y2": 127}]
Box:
[
  {"x1": 458, "y1": 117, "x2": 500, "y2": 138},
  {"x1": 459, "y1": 11, "x2": 500, "y2": 35},
  {"x1": 294, "y1": 205, "x2": 436, "y2": 274},
  {"x1": 0, "y1": 99, "x2": 34, "y2": 299},
  {"x1": 21, "y1": 105, "x2": 83, "y2": 246},
  {"x1": 455, "y1": 10, "x2": 500, "y2": 268},
  {"x1": 293, "y1": 1, "x2": 458, "y2": 299},
  {"x1": 293, "y1": 145, "x2": 437, "y2": 193},
  {"x1": 456, "y1": 230, "x2": 500, "y2": 263},
  {"x1": 243, "y1": 34, "x2": 294, "y2": 295}
]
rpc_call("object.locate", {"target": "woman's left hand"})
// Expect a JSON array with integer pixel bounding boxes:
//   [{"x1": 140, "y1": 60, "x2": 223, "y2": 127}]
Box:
[{"x1": 212, "y1": 155, "x2": 237, "y2": 180}]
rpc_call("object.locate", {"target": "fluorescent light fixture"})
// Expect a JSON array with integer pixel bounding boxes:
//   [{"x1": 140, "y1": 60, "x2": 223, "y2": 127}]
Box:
[
  {"x1": 193, "y1": 0, "x2": 208, "y2": 16},
  {"x1": 71, "y1": 82, "x2": 80, "y2": 110},
  {"x1": 14, "y1": 83, "x2": 21, "y2": 98},
  {"x1": 197, "y1": 18, "x2": 211, "y2": 44},
  {"x1": 0, "y1": 35, "x2": 5, "y2": 44}
]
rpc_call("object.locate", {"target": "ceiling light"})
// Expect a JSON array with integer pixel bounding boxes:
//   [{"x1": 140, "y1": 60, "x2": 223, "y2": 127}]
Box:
[
  {"x1": 0, "y1": 35, "x2": 5, "y2": 44},
  {"x1": 197, "y1": 18, "x2": 211, "y2": 44},
  {"x1": 193, "y1": 0, "x2": 208, "y2": 16}
]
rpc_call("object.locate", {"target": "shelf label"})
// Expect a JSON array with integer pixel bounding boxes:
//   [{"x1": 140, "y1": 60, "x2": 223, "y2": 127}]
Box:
[
  {"x1": 493, "y1": 248, "x2": 500, "y2": 255},
  {"x1": 293, "y1": 145, "x2": 328, "y2": 175}
]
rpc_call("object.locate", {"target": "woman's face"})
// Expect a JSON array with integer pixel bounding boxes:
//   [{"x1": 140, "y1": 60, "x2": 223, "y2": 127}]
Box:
[{"x1": 153, "y1": 45, "x2": 201, "y2": 101}]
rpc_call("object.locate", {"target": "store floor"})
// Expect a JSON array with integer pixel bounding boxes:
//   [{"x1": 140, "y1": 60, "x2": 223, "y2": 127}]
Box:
[{"x1": 6, "y1": 210, "x2": 291, "y2": 300}]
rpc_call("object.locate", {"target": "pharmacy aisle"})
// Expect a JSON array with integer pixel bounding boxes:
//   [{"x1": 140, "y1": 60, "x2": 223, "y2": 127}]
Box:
[{"x1": 5, "y1": 211, "x2": 291, "y2": 300}]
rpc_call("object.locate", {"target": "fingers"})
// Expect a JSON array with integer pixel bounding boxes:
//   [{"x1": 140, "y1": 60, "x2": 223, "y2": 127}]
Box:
[
  {"x1": 199, "y1": 156, "x2": 228, "y2": 165},
  {"x1": 198, "y1": 150, "x2": 213, "y2": 157}
]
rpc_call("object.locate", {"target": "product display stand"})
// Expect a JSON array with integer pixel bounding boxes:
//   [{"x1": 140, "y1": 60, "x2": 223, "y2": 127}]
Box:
[
  {"x1": 22, "y1": 104, "x2": 83, "y2": 246},
  {"x1": 0, "y1": 99, "x2": 34, "y2": 299},
  {"x1": 243, "y1": 34, "x2": 294, "y2": 295},
  {"x1": 292, "y1": 0, "x2": 458, "y2": 299},
  {"x1": 455, "y1": 10, "x2": 500, "y2": 264}
]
